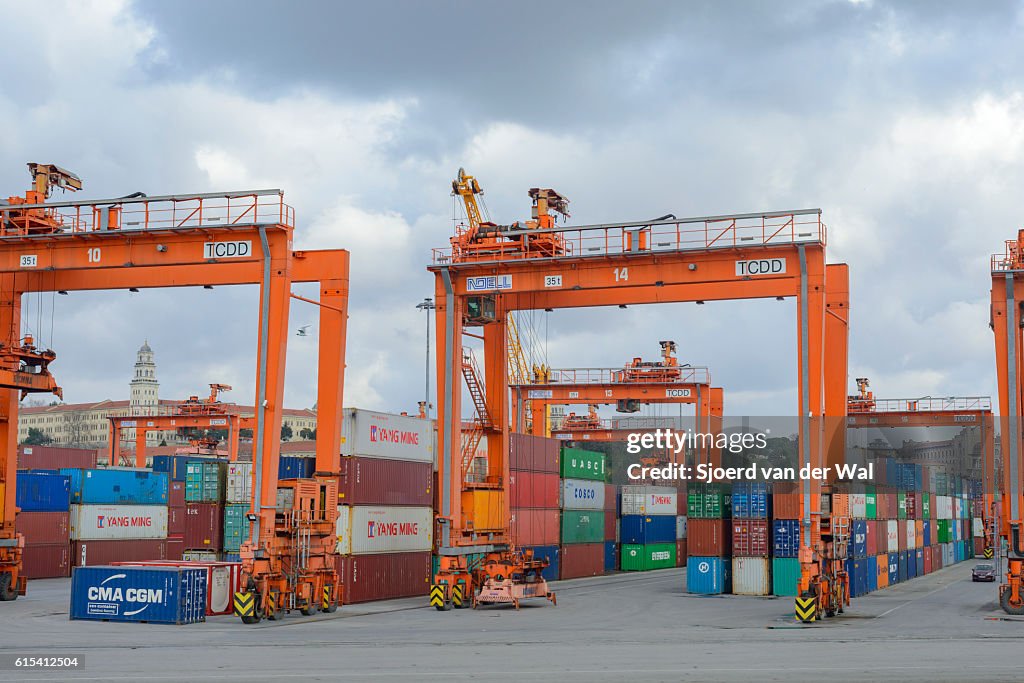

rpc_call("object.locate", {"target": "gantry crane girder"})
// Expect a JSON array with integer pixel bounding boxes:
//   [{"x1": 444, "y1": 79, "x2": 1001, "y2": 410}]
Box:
[
  {"x1": 989, "y1": 232, "x2": 1024, "y2": 614},
  {"x1": 108, "y1": 413, "x2": 254, "y2": 467},
  {"x1": 0, "y1": 185, "x2": 349, "y2": 613},
  {"x1": 430, "y1": 203, "x2": 850, "y2": 617}
]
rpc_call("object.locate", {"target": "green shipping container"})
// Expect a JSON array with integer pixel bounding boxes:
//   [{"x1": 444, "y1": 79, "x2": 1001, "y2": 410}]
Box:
[
  {"x1": 922, "y1": 492, "x2": 931, "y2": 519},
  {"x1": 559, "y1": 447, "x2": 606, "y2": 481},
  {"x1": 772, "y1": 557, "x2": 801, "y2": 597},
  {"x1": 620, "y1": 543, "x2": 676, "y2": 571},
  {"x1": 561, "y1": 509, "x2": 605, "y2": 544},
  {"x1": 865, "y1": 486, "x2": 877, "y2": 519},
  {"x1": 937, "y1": 519, "x2": 951, "y2": 543},
  {"x1": 897, "y1": 492, "x2": 907, "y2": 520},
  {"x1": 223, "y1": 503, "x2": 251, "y2": 552},
  {"x1": 687, "y1": 483, "x2": 731, "y2": 518},
  {"x1": 185, "y1": 461, "x2": 226, "y2": 503}
]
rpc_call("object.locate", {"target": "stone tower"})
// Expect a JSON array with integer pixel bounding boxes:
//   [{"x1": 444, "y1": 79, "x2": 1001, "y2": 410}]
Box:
[{"x1": 130, "y1": 340, "x2": 159, "y2": 417}]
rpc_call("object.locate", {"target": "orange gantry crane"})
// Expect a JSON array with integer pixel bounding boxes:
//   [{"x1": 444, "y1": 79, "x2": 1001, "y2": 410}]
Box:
[
  {"x1": 990, "y1": 231, "x2": 1024, "y2": 614},
  {"x1": 0, "y1": 164, "x2": 349, "y2": 622},
  {"x1": 108, "y1": 383, "x2": 254, "y2": 466},
  {"x1": 429, "y1": 169, "x2": 850, "y2": 619}
]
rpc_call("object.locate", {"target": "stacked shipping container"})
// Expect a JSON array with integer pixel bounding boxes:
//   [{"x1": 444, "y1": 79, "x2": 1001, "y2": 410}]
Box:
[
  {"x1": 619, "y1": 485, "x2": 677, "y2": 571},
  {"x1": 510, "y1": 434, "x2": 561, "y2": 582},
  {"x1": 557, "y1": 447, "x2": 606, "y2": 579},
  {"x1": 16, "y1": 472, "x2": 72, "y2": 578},
  {"x1": 731, "y1": 482, "x2": 771, "y2": 595},
  {"x1": 687, "y1": 482, "x2": 732, "y2": 594}
]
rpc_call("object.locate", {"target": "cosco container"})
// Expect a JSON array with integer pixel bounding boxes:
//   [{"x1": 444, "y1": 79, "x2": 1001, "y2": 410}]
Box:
[
  {"x1": 620, "y1": 543, "x2": 675, "y2": 571},
  {"x1": 772, "y1": 519, "x2": 800, "y2": 558},
  {"x1": 560, "y1": 510, "x2": 604, "y2": 544},
  {"x1": 510, "y1": 508, "x2": 560, "y2": 546},
  {"x1": 16, "y1": 472, "x2": 71, "y2": 512},
  {"x1": 335, "y1": 506, "x2": 432, "y2": 555},
  {"x1": 184, "y1": 462, "x2": 226, "y2": 503},
  {"x1": 687, "y1": 483, "x2": 731, "y2": 518},
  {"x1": 731, "y1": 557, "x2": 770, "y2": 595},
  {"x1": 771, "y1": 557, "x2": 800, "y2": 596},
  {"x1": 61, "y1": 468, "x2": 168, "y2": 505},
  {"x1": 340, "y1": 408, "x2": 433, "y2": 462},
  {"x1": 510, "y1": 434, "x2": 559, "y2": 473},
  {"x1": 225, "y1": 462, "x2": 253, "y2": 504},
  {"x1": 559, "y1": 447, "x2": 606, "y2": 481},
  {"x1": 621, "y1": 486, "x2": 677, "y2": 515},
  {"x1": 338, "y1": 456, "x2": 433, "y2": 507},
  {"x1": 620, "y1": 515, "x2": 676, "y2": 545},
  {"x1": 334, "y1": 551, "x2": 431, "y2": 604},
  {"x1": 70, "y1": 565, "x2": 206, "y2": 624},
  {"x1": 687, "y1": 556, "x2": 731, "y2": 594},
  {"x1": 559, "y1": 543, "x2": 604, "y2": 579},
  {"x1": 560, "y1": 478, "x2": 605, "y2": 510},
  {"x1": 730, "y1": 482, "x2": 770, "y2": 518},
  {"x1": 731, "y1": 519, "x2": 769, "y2": 557},
  {"x1": 223, "y1": 504, "x2": 251, "y2": 552},
  {"x1": 70, "y1": 505, "x2": 168, "y2": 541}
]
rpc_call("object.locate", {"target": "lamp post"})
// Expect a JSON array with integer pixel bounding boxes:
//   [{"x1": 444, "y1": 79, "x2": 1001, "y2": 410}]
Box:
[{"x1": 415, "y1": 297, "x2": 436, "y2": 419}]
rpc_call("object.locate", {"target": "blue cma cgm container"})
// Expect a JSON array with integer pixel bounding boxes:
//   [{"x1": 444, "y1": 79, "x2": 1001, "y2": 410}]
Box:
[
  {"x1": 851, "y1": 519, "x2": 868, "y2": 558},
  {"x1": 278, "y1": 456, "x2": 315, "y2": 479},
  {"x1": 620, "y1": 515, "x2": 675, "y2": 545},
  {"x1": 70, "y1": 565, "x2": 207, "y2": 624},
  {"x1": 887, "y1": 552, "x2": 899, "y2": 586},
  {"x1": 772, "y1": 519, "x2": 800, "y2": 558},
  {"x1": 730, "y1": 482, "x2": 770, "y2": 518},
  {"x1": 687, "y1": 556, "x2": 731, "y2": 594},
  {"x1": 60, "y1": 468, "x2": 168, "y2": 505},
  {"x1": 525, "y1": 545, "x2": 560, "y2": 583},
  {"x1": 15, "y1": 471, "x2": 71, "y2": 512},
  {"x1": 865, "y1": 555, "x2": 878, "y2": 593},
  {"x1": 604, "y1": 540, "x2": 618, "y2": 572}
]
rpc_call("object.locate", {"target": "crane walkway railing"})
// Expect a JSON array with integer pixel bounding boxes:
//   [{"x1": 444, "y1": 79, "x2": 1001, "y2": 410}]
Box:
[
  {"x1": 433, "y1": 208, "x2": 824, "y2": 264},
  {"x1": 511, "y1": 365, "x2": 711, "y2": 386}
]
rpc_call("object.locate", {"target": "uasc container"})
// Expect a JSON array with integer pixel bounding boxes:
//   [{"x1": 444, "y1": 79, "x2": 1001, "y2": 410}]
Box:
[
  {"x1": 70, "y1": 565, "x2": 206, "y2": 624},
  {"x1": 559, "y1": 447, "x2": 606, "y2": 481}
]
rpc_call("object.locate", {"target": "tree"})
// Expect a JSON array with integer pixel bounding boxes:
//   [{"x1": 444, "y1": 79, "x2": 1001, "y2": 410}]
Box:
[
  {"x1": 63, "y1": 412, "x2": 91, "y2": 447},
  {"x1": 22, "y1": 427, "x2": 53, "y2": 445},
  {"x1": 299, "y1": 427, "x2": 316, "y2": 440},
  {"x1": 281, "y1": 423, "x2": 293, "y2": 441}
]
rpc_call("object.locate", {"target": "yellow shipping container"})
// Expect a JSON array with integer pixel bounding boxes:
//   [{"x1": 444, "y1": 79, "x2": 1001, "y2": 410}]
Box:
[{"x1": 462, "y1": 490, "x2": 504, "y2": 531}]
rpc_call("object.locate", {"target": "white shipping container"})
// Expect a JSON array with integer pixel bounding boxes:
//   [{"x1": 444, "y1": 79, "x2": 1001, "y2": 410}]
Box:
[
  {"x1": 938, "y1": 496, "x2": 952, "y2": 519},
  {"x1": 182, "y1": 550, "x2": 218, "y2": 562},
  {"x1": 906, "y1": 520, "x2": 916, "y2": 549},
  {"x1": 973, "y1": 517, "x2": 985, "y2": 537},
  {"x1": 71, "y1": 504, "x2": 168, "y2": 541},
  {"x1": 850, "y1": 493, "x2": 866, "y2": 518},
  {"x1": 943, "y1": 542, "x2": 954, "y2": 566},
  {"x1": 621, "y1": 485, "x2": 677, "y2": 515},
  {"x1": 340, "y1": 408, "x2": 433, "y2": 462},
  {"x1": 226, "y1": 463, "x2": 253, "y2": 504},
  {"x1": 560, "y1": 478, "x2": 605, "y2": 510},
  {"x1": 335, "y1": 505, "x2": 433, "y2": 555},
  {"x1": 731, "y1": 557, "x2": 771, "y2": 596},
  {"x1": 676, "y1": 515, "x2": 687, "y2": 540},
  {"x1": 886, "y1": 520, "x2": 898, "y2": 553},
  {"x1": 953, "y1": 498, "x2": 961, "y2": 520}
]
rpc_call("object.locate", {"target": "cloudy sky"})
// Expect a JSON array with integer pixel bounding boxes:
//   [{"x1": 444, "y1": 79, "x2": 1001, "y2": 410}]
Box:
[{"x1": 2, "y1": 0, "x2": 1023, "y2": 417}]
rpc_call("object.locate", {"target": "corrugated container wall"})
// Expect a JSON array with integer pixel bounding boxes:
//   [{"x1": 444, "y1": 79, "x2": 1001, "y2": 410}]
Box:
[
  {"x1": 72, "y1": 539, "x2": 170, "y2": 567},
  {"x1": 621, "y1": 486, "x2": 677, "y2": 516},
  {"x1": 687, "y1": 556, "x2": 731, "y2": 594},
  {"x1": 731, "y1": 482, "x2": 770, "y2": 518},
  {"x1": 511, "y1": 508, "x2": 560, "y2": 546},
  {"x1": 22, "y1": 543, "x2": 71, "y2": 579},
  {"x1": 15, "y1": 473, "x2": 70, "y2": 512},
  {"x1": 338, "y1": 456, "x2": 433, "y2": 507},
  {"x1": 17, "y1": 511, "x2": 70, "y2": 545},
  {"x1": 335, "y1": 551, "x2": 431, "y2": 604},
  {"x1": 732, "y1": 557, "x2": 771, "y2": 595},
  {"x1": 225, "y1": 463, "x2": 252, "y2": 504},
  {"x1": 560, "y1": 478, "x2": 605, "y2": 510},
  {"x1": 620, "y1": 515, "x2": 676, "y2": 545},
  {"x1": 61, "y1": 468, "x2": 168, "y2": 505},
  {"x1": 688, "y1": 518, "x2": 731, "y2": 556},
  {"x1": 182, "y1": 503, "x2": 223, "y2": 550},
  {"x1": 335, "y1": 506, "x2": 433, "y2": 555},
  {"x1": 19, "y1": 445, "x2": 97, "y2": 470},
  {"x1": 560, "y1": 510, "x2": 605, "y2": 544},
  {"x1": 559, "y1": 447, "x2": 606, "y2": 481},
  {"x1": 509, "y1": 434, "x2": 559, "y2": 473},
  {"x1": 559, "y1": 543, "x2": 604, "y2": 579},
  {"x1": 70, "y1": 505, "x2": 168, "y2": 541},
  {"x1": 620, "y1": 543, "x2": 675, "y2": 571}
]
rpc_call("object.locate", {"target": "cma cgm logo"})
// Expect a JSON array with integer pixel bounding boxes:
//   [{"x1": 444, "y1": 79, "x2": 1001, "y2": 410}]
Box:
[
  {"x1": 87, "y1": 574, "x2": 163, "y2": 617},
  {"x1": 367, "y1": 521, "x2": 420, "y2": 538},
  {"x1": 466, "y1": 275, "x2": 512, "y2": 291},
  {"x1": 369, "y1": 426, "x2": 420, "y2": 445}
]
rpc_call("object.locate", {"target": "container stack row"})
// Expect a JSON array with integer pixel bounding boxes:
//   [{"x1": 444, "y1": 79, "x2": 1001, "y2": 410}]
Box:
[
  {"x1": 558, "y1": 447, "x2": 607, "y2": 579},
  {"x1": 686, "y1": 482, "x2": 733, "y2": 594},
  {"x1": 730, "y1": 482, "x2": 771, "y2": 595},
  {"x1": 509, "y1": 433, "x2": 562, "y2": 581},
  {"x1": 619, "y1": 485, "x2": 678, "y2": 572},
  {"x1": 334, "y1": 408, "x2": 435, "y2": 604}
]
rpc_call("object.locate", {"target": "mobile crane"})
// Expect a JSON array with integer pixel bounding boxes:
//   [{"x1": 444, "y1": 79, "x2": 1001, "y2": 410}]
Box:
[
  {"x1": 429, "y1": 170, "x2": 850, "y2": 621},
  {"x1": 0, "y1": 165, "x2": 349, "y2": 619}
]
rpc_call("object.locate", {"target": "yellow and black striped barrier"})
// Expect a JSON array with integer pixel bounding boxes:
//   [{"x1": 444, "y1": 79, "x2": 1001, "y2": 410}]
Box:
[
  {"x1": 429, "y1": 584, "x2": 446, "y2": 608},
  {"x1": 267, "y1": 590, "x2": 278, "y2": 617},
  {"x1": 795, "y1": 596, "x2": 817, "y2": 623},
  {"x1": 452, "y1": 583, "x2": 463, "y2": 608},
  {"x1": 984, "y1": 547, "x2": 994, "y2": 559},
  {"x1": 322, "y1": 585, "x2": 333, "y2": 611},
  {"x1": 233, "y1": 592, "x2": 255, "y2": 618}
]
